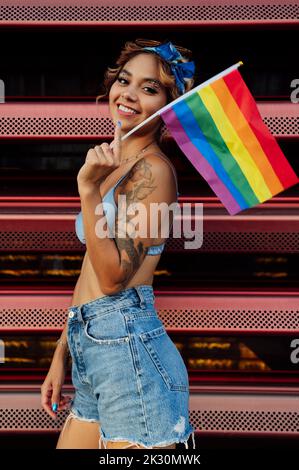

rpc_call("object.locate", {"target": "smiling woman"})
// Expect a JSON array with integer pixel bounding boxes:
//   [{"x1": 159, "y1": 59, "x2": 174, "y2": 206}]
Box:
[
  {"x1": 97, "y1": 38, "x2": 196, "y2": 150},
  {"x1": 41, "y1": 38, "x2": 197, "y2": 451}
]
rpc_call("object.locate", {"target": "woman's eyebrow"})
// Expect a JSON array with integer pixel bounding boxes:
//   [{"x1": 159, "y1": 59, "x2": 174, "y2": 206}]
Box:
[{"x1": 120, "y1": 69, "x2": 161, "y2": 87}]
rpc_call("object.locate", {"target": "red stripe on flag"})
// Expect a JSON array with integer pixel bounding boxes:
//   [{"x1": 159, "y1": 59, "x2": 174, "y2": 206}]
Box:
[{"x1": 223, "y1": 69, "x2": 299, "y2": 189}]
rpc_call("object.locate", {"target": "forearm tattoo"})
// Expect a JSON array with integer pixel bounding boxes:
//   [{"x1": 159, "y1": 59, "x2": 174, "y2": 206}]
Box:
[{"x1": 114, "y1": 158, "x2": 157, "y2": 284}]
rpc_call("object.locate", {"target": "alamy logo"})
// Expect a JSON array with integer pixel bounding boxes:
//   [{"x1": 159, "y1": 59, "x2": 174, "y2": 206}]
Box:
[
  {"x1": 0, "y1": 79, "x2": 4, "y2": 103},
  {"x1": 290, "y1": 339, "x2": 299, "y2": 364},
  {"x1": 94, "y1": 198, "x2": 204, "y2": 250},
  {"x1": 290, "y1": 79, "x2": 299, "y2": 104}
]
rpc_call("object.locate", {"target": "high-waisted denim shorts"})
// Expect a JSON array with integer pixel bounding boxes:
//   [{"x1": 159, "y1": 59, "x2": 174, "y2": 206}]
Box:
[{"x1": 64, "y1": 284, "x2": 196, "y2": 449}]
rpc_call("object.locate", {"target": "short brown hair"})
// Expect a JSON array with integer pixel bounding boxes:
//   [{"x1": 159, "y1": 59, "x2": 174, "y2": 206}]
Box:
[
  {"x1": 96, "y1": 38, "x2": 196, "y2": 146},
  {"x1": 96, "y1": 39, "x2": 194, "y2": 102}
]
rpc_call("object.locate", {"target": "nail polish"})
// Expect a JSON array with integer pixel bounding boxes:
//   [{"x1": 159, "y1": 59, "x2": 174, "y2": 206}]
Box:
[
  {"x1": 52, "y1": 403, "x2": 58, "y2": 412},
  {"x1": 117, "y1": 120, "x2": 122, "y2": 127}
]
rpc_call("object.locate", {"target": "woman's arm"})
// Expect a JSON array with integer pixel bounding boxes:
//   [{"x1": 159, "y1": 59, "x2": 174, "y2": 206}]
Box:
[
  {"x1": 40, "y1": 314, "x2": 71, "y2": 419},
  {"x1": 79, "y1": 154, "x2": 176, "y2": 295},
  {"x1": 79, "y1": 184, "x2": 125, "y2": 295},
  {"x1": 54, "y1": 316, "x2": 69, "y2": 364}
]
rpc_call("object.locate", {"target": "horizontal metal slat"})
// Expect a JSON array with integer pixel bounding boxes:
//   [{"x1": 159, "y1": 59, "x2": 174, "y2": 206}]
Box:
[
  {"x1": 0, "y1": 385, "x2": 298, "y2": 435},
  {"x1": 0, "y1": 102, "x2": 297, "y2": 138},
  {"x1": 1, "y1": 290, "x2": 299, "y2": 333},
  {"x1": 0, "y1": 0, "x2": 298, "y2": 26},
  {"x1": 1, "y1": 203, "x2": 299, "y2": 252}
]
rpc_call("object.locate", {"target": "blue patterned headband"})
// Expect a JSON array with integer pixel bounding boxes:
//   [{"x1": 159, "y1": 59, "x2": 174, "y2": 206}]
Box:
[{"x1": 142, "y1": 41, "x2": 195, "y2": 95}]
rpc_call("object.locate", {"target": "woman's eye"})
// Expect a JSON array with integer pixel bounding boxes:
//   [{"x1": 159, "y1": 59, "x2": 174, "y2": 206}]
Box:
[
  {"x1": 117, "y1": 77, "x2": 157, "y2": 94},
  {"x1": 117, "y1": 77, "x2": 127, "y2": 84},
  {"x1": 144, "y1": 87, "x2": 157, "y2": 94}
]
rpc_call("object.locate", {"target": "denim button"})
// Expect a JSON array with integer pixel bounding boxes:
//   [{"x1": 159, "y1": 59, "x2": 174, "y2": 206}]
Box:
[{"x1": 68, "y1": 310, "x2": 75, "y2": 319}]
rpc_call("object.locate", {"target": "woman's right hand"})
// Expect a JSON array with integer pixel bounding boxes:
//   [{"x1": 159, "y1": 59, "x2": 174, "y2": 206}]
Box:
[
  {"x1": 77, "y1": 122, "x2": 122, "y2": 192},
  {"x1": 41, "y1": 351, "x2": 72, "y2": 420}
]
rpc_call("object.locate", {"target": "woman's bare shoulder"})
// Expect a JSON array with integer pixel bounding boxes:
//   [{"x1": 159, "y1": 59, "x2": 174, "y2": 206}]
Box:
[
  {"x1": 141, "y1": 148, "x2": 176, "y2": 173},
  {"x1": 146, "y1": 150, "x2": 178, "y2": 187}
]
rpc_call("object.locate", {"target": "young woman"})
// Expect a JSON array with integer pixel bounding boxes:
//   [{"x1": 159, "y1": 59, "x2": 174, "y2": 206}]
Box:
[{"x1": 41, "y1": 38, "x2": 196, "y2": 450}]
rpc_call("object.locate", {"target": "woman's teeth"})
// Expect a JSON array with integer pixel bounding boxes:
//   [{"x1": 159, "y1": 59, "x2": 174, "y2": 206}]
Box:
[{"x1": 118, "y1": 104, "x2": 138, "y2": 114}]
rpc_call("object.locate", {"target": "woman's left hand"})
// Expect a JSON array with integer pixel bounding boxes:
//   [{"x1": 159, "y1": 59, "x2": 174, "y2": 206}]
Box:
[{"x1": 77, "y1": 121, "x2": 122, "y2": 192}]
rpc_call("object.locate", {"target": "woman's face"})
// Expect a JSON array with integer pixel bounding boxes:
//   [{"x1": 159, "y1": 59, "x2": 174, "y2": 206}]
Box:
[{"x1": 109, "y1": 53, "x2": 168, "y2": 136}]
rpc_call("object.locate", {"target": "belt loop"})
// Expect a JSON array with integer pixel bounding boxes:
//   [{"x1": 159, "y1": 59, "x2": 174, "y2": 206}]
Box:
[
  {"x1": 71, "y1": 305, "x2": 84, "y2": 324},
  {"x1": 134, "y1": 286, "x2": 146, "y2": 309}
]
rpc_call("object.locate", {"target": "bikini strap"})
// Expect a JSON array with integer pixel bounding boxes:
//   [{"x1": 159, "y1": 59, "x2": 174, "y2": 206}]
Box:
[{"x1": 114, "y1": 167, "x2": 132, "y2": 189}]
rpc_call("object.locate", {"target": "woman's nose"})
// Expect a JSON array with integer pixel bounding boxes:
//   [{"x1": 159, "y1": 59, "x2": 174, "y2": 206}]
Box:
[{"x1": 121, "y1": 88, "x2": 138, "y2": 101}]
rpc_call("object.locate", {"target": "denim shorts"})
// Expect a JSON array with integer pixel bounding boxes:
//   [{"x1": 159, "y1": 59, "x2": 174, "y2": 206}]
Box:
[{"x1": 64, "y1": 284, "x2": 196, "y2": 449}]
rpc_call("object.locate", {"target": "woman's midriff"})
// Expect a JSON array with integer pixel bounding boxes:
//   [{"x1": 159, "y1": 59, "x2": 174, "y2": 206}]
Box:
[{"x1": 71, "y1": 250, "x2": 161, "y2": 306}]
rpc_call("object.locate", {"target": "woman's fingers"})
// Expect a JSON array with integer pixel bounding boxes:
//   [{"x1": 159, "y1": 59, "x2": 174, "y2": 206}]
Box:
[
  {"x1": 94, "y1": 145, "x2": 106, "y2": 161},
  {"x1": 93, "y1": 141, "x2": 119, "y2": 168},
  {"x1": 41, "y1": 387, "x2": 72, "y2": 418},
  {"x1": 41, "y1": 384, "x2": 57, "y2": 419},
  {"x1": 58, "y1": 395, "x2": 72, "y2": 410},
  {"x1": 100, "y1": 143, "x2": 114, "y2": 164},
  {"x1": 51, "y1": 383, "x2": 61, "y2": 409},
  {"x1": 113, "y1": 121, "x2": 122, "y2": 164},
  {"x1": 78, "y1": 123, "x2": 122, "y2": 186}
]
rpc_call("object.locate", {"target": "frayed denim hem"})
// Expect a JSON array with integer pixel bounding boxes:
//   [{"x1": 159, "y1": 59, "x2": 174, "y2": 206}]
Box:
[{"x1": 99, "y1": 430, "x2": 196, "y2": 450}]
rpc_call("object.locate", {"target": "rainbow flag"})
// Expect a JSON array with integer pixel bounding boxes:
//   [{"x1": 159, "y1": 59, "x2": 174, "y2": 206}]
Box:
[{"x1": 158, "y1": 62, "x2": 299, "y2": 215}]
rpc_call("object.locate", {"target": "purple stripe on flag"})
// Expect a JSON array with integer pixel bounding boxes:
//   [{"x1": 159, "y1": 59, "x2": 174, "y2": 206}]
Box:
[{"x1": 161, "y1": 107, "x2": 241, "y2": 215}]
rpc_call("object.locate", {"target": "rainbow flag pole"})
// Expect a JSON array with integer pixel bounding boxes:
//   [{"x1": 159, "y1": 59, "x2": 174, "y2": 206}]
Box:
[{"x1": 121, "y1": 61, "x2": 298, "y2": 215}]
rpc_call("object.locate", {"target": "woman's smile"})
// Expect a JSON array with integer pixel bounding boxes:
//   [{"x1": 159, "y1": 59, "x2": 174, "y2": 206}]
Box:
[{"x1": 117, "y1": 103, "x2": 140, "y2": 117}]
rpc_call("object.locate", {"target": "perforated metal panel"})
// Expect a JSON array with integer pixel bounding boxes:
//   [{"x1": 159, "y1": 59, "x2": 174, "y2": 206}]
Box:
[
  {"x1": 189, "y1": 387, "x2": 299, "y2": 434},
  {"x1": 190, "y1": 410, "x2": 299, "y2": 434},
  {"x1": 0, "y1": 103, "x2": 112, "y2": 138},
  {"x1": 0, "y1": 1, "x2": 298, "y2": 25},
  {"x1": 1, "y1": 211, "x2": 299, "y2": 252},
  {"x1": 1, "y1": 230, "x2": 299, "y2": 252},
  {"x1": 0, "y1": 229, "x2": 82, "y2": 251},
  {"x1": 1, "y1": 293, "x2": 299, "y2": 332},
  {"x1": 158, "y1": 305, "x2": 299, "y2": 332},
  {"x1": 264, "y1": 117, "x2": 299, "y2": 138},
  {"x1": 170, "y1": 231, "x2": 299, "y2": 253},
  {"x1": 155, "y1": 295, "x2": 299, "y2": 333},
  {"x1": 1, "y1": 388, "x2": 298, "y2": 434},
  {"x1": 0, "y1": 102, "x2": 297, "y2": 138},
  {"x1": 0, "y1": 117, "x2": 112, "y2": 138},
  {"x1": 0, "y1": 215, "x2": 82, "y2": 251},
  {"x1": 1, "y1": 408, "x2": 297, "y2": 434},
  {"x1": 0, "y1": 307, "x2": 67, "y2": 329},
  {"x1": 0, "y1": 408, "x2": 68, "y2": 431},
  {"x1": 0, "y1": 295, "x2": 72, "y2": 329}
]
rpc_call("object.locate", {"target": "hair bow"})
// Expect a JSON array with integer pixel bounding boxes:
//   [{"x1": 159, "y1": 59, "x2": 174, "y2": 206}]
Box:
[{"x1": 143, "y1": 41, "x2": 195, "y2": 95}]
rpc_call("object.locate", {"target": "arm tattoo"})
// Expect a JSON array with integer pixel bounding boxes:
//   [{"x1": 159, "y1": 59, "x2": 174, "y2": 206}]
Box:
[{"x1": 114, "y1": 158, "x2": 158, "y2": 285}]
